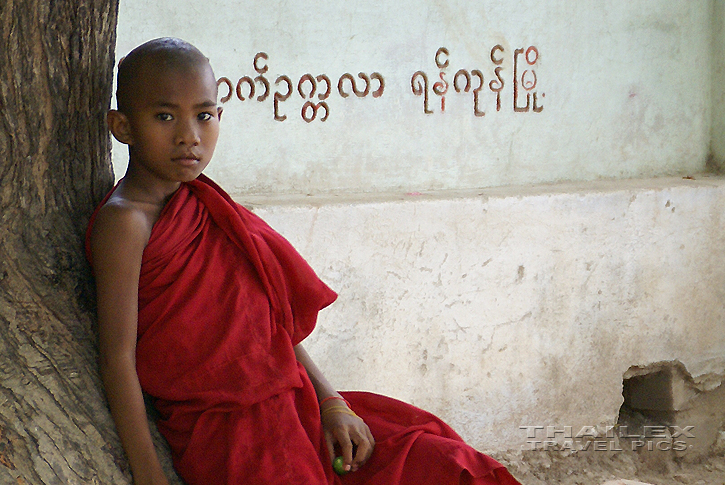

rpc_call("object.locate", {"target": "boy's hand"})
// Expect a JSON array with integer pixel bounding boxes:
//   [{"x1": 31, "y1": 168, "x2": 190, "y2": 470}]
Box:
[
  {"x1": 320, "y1": 402, "x2": 375, "y2": 473},
  {"x1": 292, "y1": 345, "x2": 374, "y2": 473}
]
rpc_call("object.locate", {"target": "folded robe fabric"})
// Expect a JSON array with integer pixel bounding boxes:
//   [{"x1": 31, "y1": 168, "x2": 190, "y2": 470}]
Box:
[{"x1": 86, "y1": 174, "x2": 521, "y2": 485}]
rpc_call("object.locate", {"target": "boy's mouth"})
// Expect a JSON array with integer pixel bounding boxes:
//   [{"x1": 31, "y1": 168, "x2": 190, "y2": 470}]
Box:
[{"x1": 173, "y1": 153, "x2": 201, "y2": 166}]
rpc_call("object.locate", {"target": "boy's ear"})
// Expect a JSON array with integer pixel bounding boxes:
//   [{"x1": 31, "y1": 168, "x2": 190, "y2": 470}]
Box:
[
  {"x1": 107, "y1": 110, "x2": 133, "y2": 145},
  {"x1": 217, "y1": 106, "x2": 223, "y2": 121}
]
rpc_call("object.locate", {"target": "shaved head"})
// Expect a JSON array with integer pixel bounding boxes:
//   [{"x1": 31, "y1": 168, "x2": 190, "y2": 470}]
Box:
[{"x1": 116, "y1": 37, "x2": 214, "y2": 114}]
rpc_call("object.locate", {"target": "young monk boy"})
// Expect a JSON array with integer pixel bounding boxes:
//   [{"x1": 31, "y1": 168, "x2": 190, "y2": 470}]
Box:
[{"x1": 86, "y1": 37, "x2": 521, "y2": 485}]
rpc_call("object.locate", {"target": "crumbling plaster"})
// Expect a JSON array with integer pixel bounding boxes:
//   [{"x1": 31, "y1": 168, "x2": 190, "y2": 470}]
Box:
[{"x1": 247, "y1": 175, "x2": 725, "y2": 451}]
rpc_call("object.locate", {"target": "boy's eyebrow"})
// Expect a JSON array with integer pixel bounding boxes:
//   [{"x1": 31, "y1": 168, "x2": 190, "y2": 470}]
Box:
[
  {"x1": 154, "y1": 100, "x2": 218, "y2": 109},
  {"x1": 195, "y1": 100, "x2": 218, "y2": 108}
]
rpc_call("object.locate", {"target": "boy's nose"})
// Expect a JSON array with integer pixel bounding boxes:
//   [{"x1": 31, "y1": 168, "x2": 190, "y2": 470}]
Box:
[{"x1": 175, "y1": 120, "x2": 201, "y2": 146}]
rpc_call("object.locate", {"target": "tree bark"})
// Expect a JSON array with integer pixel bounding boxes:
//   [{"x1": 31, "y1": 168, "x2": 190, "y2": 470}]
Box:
[{"x1": 0, "y1": 1, "x2": 180, "y2": 483}]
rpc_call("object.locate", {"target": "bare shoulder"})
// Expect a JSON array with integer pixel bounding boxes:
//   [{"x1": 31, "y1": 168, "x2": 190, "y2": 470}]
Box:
[
  {"x1": 90, "y1": 196, "x2": 160, "y2": 265},
  {"x1": 93, "y1": 198, "x2": 153, "y2": 242}
]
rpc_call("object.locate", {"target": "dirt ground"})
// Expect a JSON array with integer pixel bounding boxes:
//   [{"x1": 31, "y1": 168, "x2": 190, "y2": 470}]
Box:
[
  {"x1": 490, "y1": 443, "x2": 725, "y2": 485},
  {"x1": 488, "y1": 369, "x2": 725, "y2": 484}
]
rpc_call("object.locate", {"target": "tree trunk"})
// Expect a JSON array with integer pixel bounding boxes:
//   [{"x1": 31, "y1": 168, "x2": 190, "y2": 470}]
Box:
[{"x1": 0, "y1": 1, "x2": 180, "y2": 483}]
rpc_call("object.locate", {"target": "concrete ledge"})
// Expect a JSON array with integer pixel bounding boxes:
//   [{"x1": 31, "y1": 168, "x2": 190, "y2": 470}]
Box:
[
  {"x1": 241, "y1": 174, "x2": 725, "y2": 452},
  {"x1": 235, "y1": 174, "x2": 725, "y2": 208}
]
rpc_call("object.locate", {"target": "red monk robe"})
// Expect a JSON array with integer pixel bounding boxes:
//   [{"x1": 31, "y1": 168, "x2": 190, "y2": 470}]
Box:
[{"x1": 86, "y1": 174, "x2": 521, "y2": 485}]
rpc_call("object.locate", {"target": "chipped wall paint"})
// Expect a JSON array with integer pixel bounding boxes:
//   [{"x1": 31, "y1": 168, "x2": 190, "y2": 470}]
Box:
[{"x1": 250, "y1": 176, "x2": 725, "y2": 451}]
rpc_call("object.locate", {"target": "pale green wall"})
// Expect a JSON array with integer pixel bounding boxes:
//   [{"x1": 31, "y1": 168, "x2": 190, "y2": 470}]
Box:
[
  {"x1": 113, "y1": 1, "x2": 716, "y2": 196},
  {"x1": 712, "y1": 0, "x2": 725, "y2": 171}
]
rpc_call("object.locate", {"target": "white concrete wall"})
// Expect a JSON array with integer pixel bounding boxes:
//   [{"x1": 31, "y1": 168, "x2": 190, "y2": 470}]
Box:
[
  {"x1": 251, "y1": 176, "x2": 725, "y2": 451},
  {"x1": 114, "y1": 0, "x2": 712, "y2": 195}
]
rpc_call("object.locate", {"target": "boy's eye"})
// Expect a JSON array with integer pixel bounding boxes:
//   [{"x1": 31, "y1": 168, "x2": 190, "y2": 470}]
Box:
[
  {"x1": 198, "y1": 112, "x2": 213, "y2": 121},
  {"x1": 156, "y1": 113, "x2": 173, "y2": 121}
]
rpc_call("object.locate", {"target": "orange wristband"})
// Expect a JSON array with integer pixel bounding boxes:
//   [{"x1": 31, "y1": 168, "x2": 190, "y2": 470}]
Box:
[{"x1": 319, "y1": 396, "x2": 350, "y2": 408}]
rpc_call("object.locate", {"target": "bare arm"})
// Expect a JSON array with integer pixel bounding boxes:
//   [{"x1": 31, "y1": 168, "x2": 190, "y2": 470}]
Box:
[
  {"x1": 294, "y1": 344, "x2": 375, "y2": 473},
  {"x1": 91, "y1": 203, "x2": 169, "y2": 485}
]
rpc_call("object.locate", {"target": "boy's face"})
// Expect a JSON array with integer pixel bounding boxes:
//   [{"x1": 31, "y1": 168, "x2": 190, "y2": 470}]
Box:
[{"x1": 118, "y1": 60, "x2": 222, "y2": 185}]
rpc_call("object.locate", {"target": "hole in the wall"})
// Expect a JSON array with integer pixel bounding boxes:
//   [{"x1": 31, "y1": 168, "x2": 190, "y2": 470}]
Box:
[
  {"x1": 620, "y1": 366, "x2": 676, "y2": 426},
  {"x1": 617, "y1": 361, "x2": 695, "y2": 433},
  {"x1": 617, "y1": 360, "x2": 725, "y2": 458}
]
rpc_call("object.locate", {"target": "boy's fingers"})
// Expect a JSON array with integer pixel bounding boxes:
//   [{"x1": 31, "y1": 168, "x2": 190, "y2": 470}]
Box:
[
  {"x1": 323, "y1": 413, "x2": 375, "y2": 472},
  {"x1": 367, "y1": 427, "x2": 376, "y2": 448},
  {"x1": 351, "y1": 436, "x2": 373, "y2": 470},
  {"x1": 347, "y1": 422, "x2": 374, "y2": 471},
  {"x1": 333, "y1": 428, "x2": 354, "y2": 470},
  {"x1": 324, "y1": 429, "x2": 336, "y2": 463}
]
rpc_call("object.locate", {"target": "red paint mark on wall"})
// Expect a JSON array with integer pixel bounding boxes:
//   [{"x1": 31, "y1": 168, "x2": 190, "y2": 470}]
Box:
[
  {"x1": 218, "y1": 43, "x2": 546, "y2": 123},
  {"x1": 218, "y1": 52, "x2": 385, "y2": 122},
  {"x1": 513, "y1": 46, "x2": 544, "y2": 113},
  {"x1": 412, "y1": 45, "x2": 544, "y2": 117}
]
